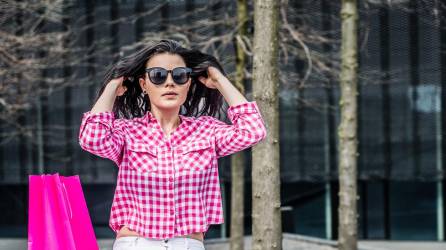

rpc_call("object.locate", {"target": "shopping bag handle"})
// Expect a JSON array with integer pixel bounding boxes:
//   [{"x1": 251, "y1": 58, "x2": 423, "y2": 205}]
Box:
[
  {"x1": 39, "y1": 174, "x2": 73, "y2": 220},
  {"x1": 61, "y1": 182, "x2": 73, "y2": 220}
]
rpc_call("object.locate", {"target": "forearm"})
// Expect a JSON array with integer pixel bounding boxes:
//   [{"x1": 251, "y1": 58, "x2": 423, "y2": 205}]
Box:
[
  {"x1": 215, "y1": 77, "x2": 248, "y2": 107},
  {"x1": 91, "y1": 83, "x2": 119, "y2": 114},
  {"x1": 79, "y1": 80, "x2": 125, "y2": 166}
]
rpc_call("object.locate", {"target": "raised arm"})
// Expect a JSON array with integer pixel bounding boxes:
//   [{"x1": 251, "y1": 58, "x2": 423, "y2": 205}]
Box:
[
  {"x1": 78, "y1": 77, "x2": 128, "y2": 166},
  {"x1": 198, "y1": 67, "x2": 267, "y2": 158},
  {"x1": 212, "y1": 101, "x2": 267, "y2": 158}
]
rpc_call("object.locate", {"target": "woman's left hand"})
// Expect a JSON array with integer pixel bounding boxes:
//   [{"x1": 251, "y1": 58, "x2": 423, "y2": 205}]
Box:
[{"x1": 198, "y1": 66, "x2": 227, "y2": 89}]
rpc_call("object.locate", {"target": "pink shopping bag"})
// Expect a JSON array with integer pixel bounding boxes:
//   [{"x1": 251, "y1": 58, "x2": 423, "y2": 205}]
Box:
[{"x1": 28, "y1": 173, "x2": 99, "y2": 250}]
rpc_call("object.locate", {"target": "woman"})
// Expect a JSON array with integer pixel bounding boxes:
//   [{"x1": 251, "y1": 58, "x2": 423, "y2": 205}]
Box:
[{"x1": 78, "y1": 39, "x2": 267, "y2": 250}]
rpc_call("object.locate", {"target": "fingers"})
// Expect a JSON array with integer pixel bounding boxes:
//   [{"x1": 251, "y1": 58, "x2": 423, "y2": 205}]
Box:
[
  {"x1": 198, "y1": 76, "x2": 206, "y2": 83},
  {"x1": 116, "y1": 85, "x2": 127, "y2": 96},
  {"x1": 108, "y1": 76, "x2": 124, "y2": 86},
  {"x1": 112, "y1": 76, "x2": 127, "y2": 96}
]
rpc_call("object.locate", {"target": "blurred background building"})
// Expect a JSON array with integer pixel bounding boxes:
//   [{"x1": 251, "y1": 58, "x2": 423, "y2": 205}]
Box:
[{"x1": 0, "y1": 0, "x2": 444, "y2": 242}]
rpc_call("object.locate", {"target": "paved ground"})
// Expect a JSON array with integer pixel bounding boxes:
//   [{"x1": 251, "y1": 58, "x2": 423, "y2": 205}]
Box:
[
  {"x1": 2, "y1": 234, "x2": 445, "y2": 250},
  {"x1": 359, "y1": 240, "x2": 446, "y2": 250}
]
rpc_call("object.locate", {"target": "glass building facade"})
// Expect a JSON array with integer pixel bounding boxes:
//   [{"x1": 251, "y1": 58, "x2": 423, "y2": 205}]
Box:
[{"x1": 0, "y1": 0, "x2": 445, "y2": 241}]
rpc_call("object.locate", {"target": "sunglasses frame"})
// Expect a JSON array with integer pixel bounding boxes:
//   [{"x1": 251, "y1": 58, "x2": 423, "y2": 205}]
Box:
[{"x1": 144, "y1": 67, "x2": 192, "y2": 85}]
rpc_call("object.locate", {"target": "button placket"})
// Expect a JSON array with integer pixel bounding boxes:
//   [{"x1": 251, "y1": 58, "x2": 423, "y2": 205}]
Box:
[
  {"x1": 169, "y1": 140, "x2": 177, "y2": 220},
  {"x1": 170, "y1": 143, "x2": 176, "y2": 182}
]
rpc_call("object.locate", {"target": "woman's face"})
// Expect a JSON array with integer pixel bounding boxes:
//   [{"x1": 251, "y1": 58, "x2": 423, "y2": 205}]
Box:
[{"x1": 139, "y1": 53, "x2": 191, "y2": 112}]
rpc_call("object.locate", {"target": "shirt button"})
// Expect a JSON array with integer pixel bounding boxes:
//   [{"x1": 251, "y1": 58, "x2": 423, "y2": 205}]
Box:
[
  {"x1": 170, "y1": 210, "x2": 175, "y2": 215},
  {"x1": 169, "y1": 177, "x2": 174, "y2": 182}
]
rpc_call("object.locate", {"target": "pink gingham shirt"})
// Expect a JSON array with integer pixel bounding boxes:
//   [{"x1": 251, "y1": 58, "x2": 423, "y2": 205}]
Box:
[{"x1": 78, "y1": 101, "x2": 266, "y2": 239}]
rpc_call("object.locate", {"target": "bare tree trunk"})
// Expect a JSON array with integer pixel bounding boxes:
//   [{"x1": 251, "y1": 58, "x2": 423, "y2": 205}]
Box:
[
  {"x1": 338, "y1": 0, "x2": 358, "y2": 250},
  {"x1": 230, "y1": 0, "x2": 248, "y2": 250},
  {"x1": 230, "y1": 152, "x2": 245, "y2": 250},
  {"x1": 251, "y1": 0, "x2": 281, "y2": 250}
]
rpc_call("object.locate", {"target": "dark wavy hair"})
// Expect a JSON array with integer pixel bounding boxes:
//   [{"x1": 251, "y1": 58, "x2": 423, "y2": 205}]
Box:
[{"x1": 93, "y1": 39, "x2": 225, "y2": 119}]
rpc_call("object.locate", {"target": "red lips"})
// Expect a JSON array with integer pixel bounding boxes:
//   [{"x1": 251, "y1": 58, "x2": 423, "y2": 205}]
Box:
[{"x1": 162, "y1": 91, "x2": 178, "y2": 96}]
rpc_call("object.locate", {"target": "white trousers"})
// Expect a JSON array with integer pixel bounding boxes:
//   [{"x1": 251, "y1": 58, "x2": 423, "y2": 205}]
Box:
[{"x1": 112, "y1": 236, "x2": 205, "y2": 250}]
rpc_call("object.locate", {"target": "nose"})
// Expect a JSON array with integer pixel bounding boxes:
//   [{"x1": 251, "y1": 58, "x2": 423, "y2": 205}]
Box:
[{"x1": 164, "y1": 71, "x2": 175, "y2": 86}]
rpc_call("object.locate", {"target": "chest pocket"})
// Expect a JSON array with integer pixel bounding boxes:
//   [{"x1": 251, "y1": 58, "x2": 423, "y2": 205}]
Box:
[
  {"x1": 126, "y1": 141, "x2": 158, "y2": 173},
  {"x1": 181, "y1": 139, "x2": 213, "y2": 172}
]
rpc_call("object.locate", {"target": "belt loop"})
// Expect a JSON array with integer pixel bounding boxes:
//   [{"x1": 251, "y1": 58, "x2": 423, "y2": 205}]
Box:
[
  {"x1": 134, "y1": 237, "x2": 139, "y2": 247},
  {"x1": 185, "y1": 237, "x2": 189, "y2": 249}
]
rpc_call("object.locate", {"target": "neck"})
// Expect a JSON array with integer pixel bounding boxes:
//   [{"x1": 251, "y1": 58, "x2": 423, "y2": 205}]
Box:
[{"x1": 150, "y1": 106, "x2": 181, "y2": 132}]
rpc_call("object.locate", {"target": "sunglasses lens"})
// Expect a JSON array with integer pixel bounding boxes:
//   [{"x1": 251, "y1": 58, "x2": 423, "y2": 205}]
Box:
[
  {"x1": 149, "y1": 68, "x2": 167, "y2": 84},
  {"x1": 146, "y1": 67, "x2": 190, "y2": 85},
  {"x1": 172, "y1": 68, "x2": 189, "y2": 84}
]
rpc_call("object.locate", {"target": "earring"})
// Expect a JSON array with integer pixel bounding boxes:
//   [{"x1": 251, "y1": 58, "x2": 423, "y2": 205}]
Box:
[{"x1": 142, "y1": 89, "x2": 147, "y2": 95}]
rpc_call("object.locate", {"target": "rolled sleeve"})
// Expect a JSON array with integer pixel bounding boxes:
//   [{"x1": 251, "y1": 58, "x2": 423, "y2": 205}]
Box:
[
  {"x1": 213, "y1": 101, "x2": 267, "y2": 158},
  {"x1": 78, "y1": 111, "x2": 126, "y2": 166}
]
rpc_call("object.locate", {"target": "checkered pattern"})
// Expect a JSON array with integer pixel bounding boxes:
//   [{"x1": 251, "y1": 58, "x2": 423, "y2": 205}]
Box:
[{"x1": 78, "y1": 101, "x2": 267, "y2": 239}]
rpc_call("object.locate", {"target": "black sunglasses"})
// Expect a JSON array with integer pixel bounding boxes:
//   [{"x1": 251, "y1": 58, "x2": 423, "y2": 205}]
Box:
[{"x1": 145, "y1": 67, "x2": 192, "y2": 85}]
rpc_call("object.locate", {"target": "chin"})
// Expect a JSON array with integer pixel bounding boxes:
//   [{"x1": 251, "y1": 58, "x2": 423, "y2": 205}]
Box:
[{"x1": 157, "y1": 102, "x2": 183, "y2": 110}]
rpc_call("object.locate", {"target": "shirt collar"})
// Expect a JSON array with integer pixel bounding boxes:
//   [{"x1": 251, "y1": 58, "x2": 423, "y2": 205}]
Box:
[{"x1": 140, "y1": 110, "x2": 194, "y2": 126}]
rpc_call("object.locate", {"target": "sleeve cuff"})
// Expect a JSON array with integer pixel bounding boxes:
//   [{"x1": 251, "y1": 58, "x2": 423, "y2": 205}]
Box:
[
  {"x1": 227, "y1": 101, "x2": 260, "y2": 120},
  {"x1": 79, "y1": 111, "x2": 115, "y2": 138},
  {"x1": 82, "y1": 111, "x2": 115, "y2": 122}
]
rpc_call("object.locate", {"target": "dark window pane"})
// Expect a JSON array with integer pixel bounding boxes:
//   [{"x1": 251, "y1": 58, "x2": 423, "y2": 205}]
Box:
[{"x1": 390, "y1": 182, "x2": 437, "y2": 240}]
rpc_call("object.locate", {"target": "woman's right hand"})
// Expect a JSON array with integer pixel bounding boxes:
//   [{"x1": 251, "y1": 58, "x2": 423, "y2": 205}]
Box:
[{"x1": 108, "y1": 76, "x2": 127, "y2": 97}]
